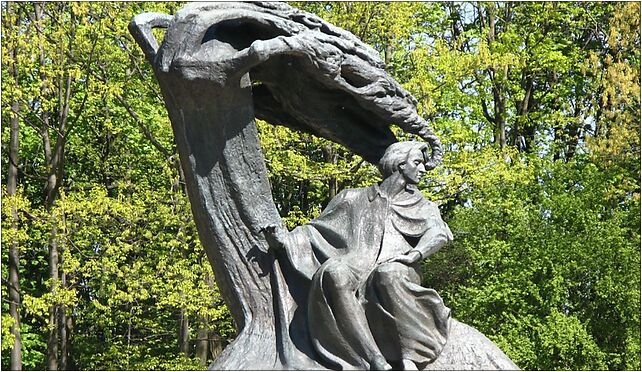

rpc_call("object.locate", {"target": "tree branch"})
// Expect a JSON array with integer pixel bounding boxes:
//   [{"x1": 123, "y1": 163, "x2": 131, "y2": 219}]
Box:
[{"x1": 112, "y1": 92, "x2": 172, "y2": 159}]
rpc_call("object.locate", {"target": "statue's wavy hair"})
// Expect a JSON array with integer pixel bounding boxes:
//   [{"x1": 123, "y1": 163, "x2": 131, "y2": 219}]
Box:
[{"x1": 378, "y1": 141, "x2": 429, "y2": 178}]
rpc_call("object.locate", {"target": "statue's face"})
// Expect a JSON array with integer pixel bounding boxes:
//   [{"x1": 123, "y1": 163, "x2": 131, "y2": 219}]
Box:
[{"x1": 399, "y1": 148, "x2": 426, "y2": 185}]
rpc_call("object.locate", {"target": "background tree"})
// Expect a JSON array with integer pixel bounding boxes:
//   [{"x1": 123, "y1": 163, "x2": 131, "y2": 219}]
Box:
[
  {"x1": 2, "y1": 2, "x2": 231, "y2": 370},
  {"x1": 2, "y1": 2, "x2": 639, "y2": 371},
  {"x1": 3, "y1": 2, "x2": 24, "y2": 369}
]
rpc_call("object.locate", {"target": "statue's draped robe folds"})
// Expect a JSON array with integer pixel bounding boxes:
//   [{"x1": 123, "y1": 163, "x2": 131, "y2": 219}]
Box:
[{"x1": 281, "y1": 185, "x2": 452, "y2": 369}]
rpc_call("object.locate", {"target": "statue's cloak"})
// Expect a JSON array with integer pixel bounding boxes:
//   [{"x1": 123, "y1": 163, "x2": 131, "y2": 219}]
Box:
[{"x1": 280, "y1": 185, "x2": 452, "y2": 369}]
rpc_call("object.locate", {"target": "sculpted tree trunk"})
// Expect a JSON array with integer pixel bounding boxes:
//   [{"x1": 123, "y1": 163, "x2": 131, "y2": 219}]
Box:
[
  {"x1": 130, "y1": 3, "x2": 517, "y2": 370},
  {"x1": 155, "y1": 71, "x2": 287, "y2": 369}
]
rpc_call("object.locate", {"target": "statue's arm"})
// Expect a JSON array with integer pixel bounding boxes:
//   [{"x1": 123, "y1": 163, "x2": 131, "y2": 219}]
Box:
[
  {"x1": 384, "y1": 203, "x2": 453, "y2": 265},
  {"x1": 261, "y1": 190, "x2": 354, "y2": 277},
  {"x1": 261, "y1": 189, "x2": 351, "y2": 252},
  {"x1": 262, "y1": 224, "x2": 323, "y2": 281},
  {"x1": 410, "y1": 206, "x2": 453, "y2": 260}
]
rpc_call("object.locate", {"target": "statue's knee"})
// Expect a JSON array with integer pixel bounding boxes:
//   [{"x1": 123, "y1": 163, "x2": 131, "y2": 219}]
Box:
[
  {"x1": 323, "y1": 263, "x2": 353, "y2": 289},
  {"x1": 373, "y1": 263, "x2": 406, "y2": 287}
]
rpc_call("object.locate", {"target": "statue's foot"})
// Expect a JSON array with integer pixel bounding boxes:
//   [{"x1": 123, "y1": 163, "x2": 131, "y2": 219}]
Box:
[
  {"x1": 402, "y1": 358, "x2": 418, "y2": 370},
  {"x1": 370, "y1": 356, "x2": 392, "y2": 371}
]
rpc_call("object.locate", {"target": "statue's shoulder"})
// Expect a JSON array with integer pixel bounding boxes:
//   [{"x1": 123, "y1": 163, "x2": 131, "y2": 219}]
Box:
[
  {"x1": 424, "y1": 198, "x2": 438, "y2": 208},
  {"x1": 407, "y1": 192, "x2": 441, "y2": 216},
  {"x1": 334, "y1": 187, "x2": 369, "y2": 202},
  {"x1": 420, "y1": 197, "x2": 439, "y2": 209},
  {"x1": 424, "y1": 200, "x2": 446, "y2": 219},
  {"x1": 320, "y1": 187, "x2": 367, "y2": 213}
]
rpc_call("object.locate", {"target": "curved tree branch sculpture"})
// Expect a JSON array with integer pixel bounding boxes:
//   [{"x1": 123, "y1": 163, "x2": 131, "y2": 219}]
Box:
[{"x1": 129, "y1": 2, "x2": 518, "y2": 370}]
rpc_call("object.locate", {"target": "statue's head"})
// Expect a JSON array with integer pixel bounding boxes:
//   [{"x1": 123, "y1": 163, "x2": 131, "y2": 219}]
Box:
[{"x1": 378, "y1": 141, "x2": 430, "y2": 184}]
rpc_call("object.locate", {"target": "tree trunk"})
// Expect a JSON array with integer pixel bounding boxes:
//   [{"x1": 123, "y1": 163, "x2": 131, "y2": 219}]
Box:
[
  {"x1": 8, "y1": 66, "x2": 23, "y2": 372},
  {"x1": 384, "y1": 38, "x2": 394, "y2": 72},
  {"x1": 179, "y1": 309, "x2": 190, "y2": 357},
  {"x1": 47, "y1": 229, "x2": 59, "y2": 371},
  {"x1": 60, "y1": 205, "x2": 75, "y2": 370},
  {"x1": 60, "y1": 210, "x2": 69, "y2": 371},
  {"x1": 155, "y1": 70, "x2": 284, "y2": 369},
  {"x1": 129, "y1": 9, "x2": 291, "y2": 369},
  {"x1": 514, "y1": 74, "x2": 534, "y2": 151},
  {"x1": 209, "y1": 333, "x2": 224, "y2": 360},
  {"x1": 60, "y1": 271, "x2": 68, "y2": 370},
  {"x1": 60, "y1": 305, "x2": 67, "y2": 369},
  {"x1": 494, "y1": 87, "x2": 506, "y2": 149},
  {"x1": 484, "y1": 5, "x2": 507, "y2": 149},
  {"x1": 34, "y1": 4, "x2": 73, "y2": 368},
  {"x1": 6, "y1": 3, "x2": 23, "y2": 369},
  {"x1": 35, "y1": 4, "x2": 61, "y2": 368},
  {"x1": 8, "y1": 193, "x2": 22, "y2": 372},
  {"x1": 196, "y1": 318, "x2": 210, "y2": 366},
  {"x1": 45, "y1": 234, "x2": 59, "y2": 371},
  {"x1": 170, "y1": 156, "x2": 193, "y2": 359},
  {"x1": 487, "y1": 4, "x2": 496, "y2": 43},
  {"x1": 126, "y1": 306, "x2": 133, "y2": 369},
  {"x1": 197, "y1": 268, "x2": 218, "y2": 366},
  {"x1": 65, "y1": 312, "x2": 74, "y2": 370},
  {"x1": 151, "y1": 47, "x2": 295, "y2": 367},
  {"x1": 322, "y1": 144, "x2": 338, "y2": 200},
  {"x1": 564, "y1": 103, "x2": 584, "y2": 161}
]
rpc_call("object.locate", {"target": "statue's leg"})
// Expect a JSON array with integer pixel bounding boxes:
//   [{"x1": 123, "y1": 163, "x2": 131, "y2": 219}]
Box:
[
  {"x1": 323, "y1": 263, "x2": 392, "y2": 370},
  {"x1": 370, "y1": 263, "x2": 424, "y2": 370}
]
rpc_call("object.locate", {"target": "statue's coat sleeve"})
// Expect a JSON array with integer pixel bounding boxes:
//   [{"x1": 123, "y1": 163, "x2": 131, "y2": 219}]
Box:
[{"x1": 280, "y1": 189, "x2": 359, "y2": 280}]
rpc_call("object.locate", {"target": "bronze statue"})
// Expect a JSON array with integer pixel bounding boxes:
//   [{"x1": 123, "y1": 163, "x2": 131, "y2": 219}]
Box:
[
  {"x1": 264, "y1": 141, "x2": 452, "y2": 370},
  {"x1": 129, "y1": 2, "x2": 519, "y2": 370}
]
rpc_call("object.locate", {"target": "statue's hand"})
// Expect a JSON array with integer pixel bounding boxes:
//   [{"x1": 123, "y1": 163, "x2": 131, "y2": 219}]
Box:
[
  {"x1": 261, "y1": 223, "x2": 288, "y2": 251},
  {"x1": 386, "y1": 251, "x2": 421, "y2": 265}
]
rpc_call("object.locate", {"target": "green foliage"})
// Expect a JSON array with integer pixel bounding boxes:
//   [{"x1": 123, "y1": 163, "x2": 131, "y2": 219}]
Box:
[
  {"x1": 2, "y1": 313, "x2": 16, "y2": 351},
  {"x1": 425, "y1": 152, "x2": 639, "y2": 370},
  {"x1": 20, "y1": 323, "x2": 47, "y2": 370},
  {"x1": 293, "y1": 2, "x2": 640, "y2": 370},
  {"x1": 2, "y1": 2, "x2": 228, "y2": 370},
  {"x1": 257, "y1": 119, "x2": 380, "y2": 227},
  {"x1": 2, "y1": 1, "x2": 639, "y2": 371}
]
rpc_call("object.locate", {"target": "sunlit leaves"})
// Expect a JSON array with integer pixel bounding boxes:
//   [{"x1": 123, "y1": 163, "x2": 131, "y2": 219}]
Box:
[
  {"x1": 2, "y1": 2, "x2": 228, "y2": 370},
  {"x1": 1, "y1": 2, "x2": 639, "y2": 371}
]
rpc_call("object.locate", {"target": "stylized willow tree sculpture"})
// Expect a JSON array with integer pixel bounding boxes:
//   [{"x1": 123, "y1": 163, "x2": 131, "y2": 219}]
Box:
[{"x1": 129, "y1": 2, "x2": 518, "y2": 370}]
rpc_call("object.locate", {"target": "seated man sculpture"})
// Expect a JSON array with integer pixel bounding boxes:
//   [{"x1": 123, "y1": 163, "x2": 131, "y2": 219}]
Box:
[{"x1": 264, "y1": 141, "x2": 453, "y2": 370}]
